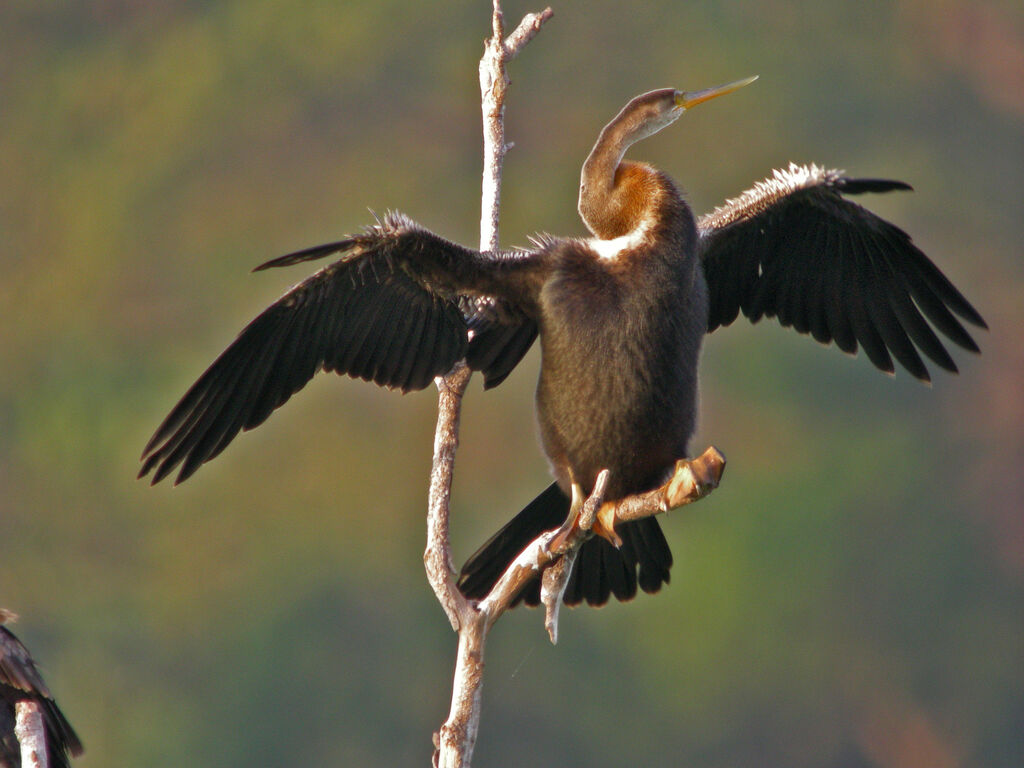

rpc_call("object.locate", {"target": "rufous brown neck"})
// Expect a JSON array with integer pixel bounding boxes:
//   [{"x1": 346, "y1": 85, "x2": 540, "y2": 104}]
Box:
[{"x1": 579, "y1": 156, "x2": 671, "y2": 240}]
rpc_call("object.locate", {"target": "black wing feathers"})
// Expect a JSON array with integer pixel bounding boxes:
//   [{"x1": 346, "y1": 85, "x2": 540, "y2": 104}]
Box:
[
  {"x1": 699, "y1": 164, "x2": 986, "y2": 380},
  {"x1": 465, "y1": 312, "x2": 539, "y2": 390},
  {"x1": 836, "y1": 178, "x2": 913, "y2": 195},
  {"x1": 253, "y1": 239, "x2": 354, "y2": 271},
  {"x1": 141, "y1": 213, "x2": 539, "y2": 485}
]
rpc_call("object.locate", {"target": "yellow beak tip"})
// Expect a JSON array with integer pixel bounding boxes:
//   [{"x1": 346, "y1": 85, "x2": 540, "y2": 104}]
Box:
[{"x1": 677, "y1": 75, "x2": 758, "y2": 109}]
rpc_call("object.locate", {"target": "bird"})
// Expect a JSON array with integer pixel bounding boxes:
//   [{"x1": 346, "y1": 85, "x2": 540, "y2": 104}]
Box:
[
  {"x1": 139, "y1": 77, "x2": 986, "y2": 607},
  {"x1": 0, "y1": 611, "x2": 83, "y2": 768}
]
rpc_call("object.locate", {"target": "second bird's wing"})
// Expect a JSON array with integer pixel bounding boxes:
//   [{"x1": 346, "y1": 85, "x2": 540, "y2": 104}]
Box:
[
  {"x1": 698, "y1": 163, "x2": 986, "y2": 380},
  {"x1": 1, "y1": 625, "x2": 84, "y2": 768},
  {"x1": 140, "y1": 212, "x2": 544, "y2": 485}
]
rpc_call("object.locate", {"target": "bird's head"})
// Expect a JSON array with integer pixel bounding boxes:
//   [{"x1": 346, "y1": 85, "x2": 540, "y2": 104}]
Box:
[
  {"x1": 579, "y1": 75, "x2": 758, "y2": 237},
  {"x1": 610, "y1": 75, "x2": 759, "y2": 149}
]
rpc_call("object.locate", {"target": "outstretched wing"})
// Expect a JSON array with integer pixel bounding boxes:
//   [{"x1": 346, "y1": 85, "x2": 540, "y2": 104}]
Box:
[
  {"x1": 140, "y1": 212, "x2": 543, "y2": 485},
  {"x1": 698, "y1": 163, "x2": 986, "y2": 380},
  {"x1": 1, "y1": 625, "x2": 84, "y2": 768}
]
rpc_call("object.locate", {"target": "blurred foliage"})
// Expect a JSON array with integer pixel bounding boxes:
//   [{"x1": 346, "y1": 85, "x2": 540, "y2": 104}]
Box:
[{"x1": 1, "y1": 1, "x2": 1022, "y2": 766}]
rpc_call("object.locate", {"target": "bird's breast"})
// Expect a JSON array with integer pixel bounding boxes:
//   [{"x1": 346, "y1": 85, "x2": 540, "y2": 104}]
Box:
[{"x1": 534, "y1": 240, "x2": 708, "y2": 498}]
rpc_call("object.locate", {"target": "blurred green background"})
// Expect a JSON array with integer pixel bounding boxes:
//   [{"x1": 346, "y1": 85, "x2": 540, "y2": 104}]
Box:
[{"x1": 2, "y1": 1, "x2": 1021, "y2": 766}]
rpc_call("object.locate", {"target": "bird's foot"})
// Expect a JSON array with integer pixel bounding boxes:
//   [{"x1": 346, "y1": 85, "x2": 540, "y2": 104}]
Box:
[
  {"x1": 547, "y1": 491, "x2": 585, "y2": 555},
  {"x1": 547, "y1": 473, "x2": 621, "y2": 554},
  {"x1": 547, "y1": 506, "x2": 623, "y2": 551},
  {"x1": 546, "y1": 518, "x2": 578, "y2": 555},
  {"x1": 592, "y1": 503, "x2": 623, "y2": 547}
]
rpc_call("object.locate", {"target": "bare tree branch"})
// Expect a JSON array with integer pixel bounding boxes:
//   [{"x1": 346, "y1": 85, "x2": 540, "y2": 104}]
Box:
[
  {"x1": 427, "y1": 5, "x2": 726, "y2": 766},
  {"x1": 541, "y1": 470, "x2": 607, "y2": 642},
  {"x1": 429, "y1": 5, "x2": 553, "y2": 765},
  {"x1": 15, "y1": 701, "x2": 48, "y2": 768},
  {"x1": 610, "y1": 446, "x2": 726, "y2": 525},
  {"x1": 478, "y1": 2, "x2": 554, "y2": 251},
  {"x1": 424, "y1": 362, "x2": 473, "y2": 633},
  {"x1": 502, "y1": 8, "x2": 555, "y2": 59}
]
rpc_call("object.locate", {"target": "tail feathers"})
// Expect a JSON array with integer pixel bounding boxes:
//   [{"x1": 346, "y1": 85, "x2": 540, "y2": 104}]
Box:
[
  {"x1": 457, "y1": 483, "x2": 568, "y2": 604},
  {"x1": 457, "y1": 482, "x2": 673, "y2": 608}
]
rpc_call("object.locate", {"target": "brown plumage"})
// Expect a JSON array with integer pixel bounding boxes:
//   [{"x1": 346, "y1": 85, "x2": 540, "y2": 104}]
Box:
[
  {"x1": 0, "y1": 612, "x2": 83, "y2": 768},
  {"x1": 140, "y1": 79, "x2": 985, "y2": 607}
]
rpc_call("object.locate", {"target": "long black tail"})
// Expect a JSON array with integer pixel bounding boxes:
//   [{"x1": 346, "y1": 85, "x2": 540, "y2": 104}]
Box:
[{"x1": 457, "y1": 482, "x2": 673, "y2": 607}]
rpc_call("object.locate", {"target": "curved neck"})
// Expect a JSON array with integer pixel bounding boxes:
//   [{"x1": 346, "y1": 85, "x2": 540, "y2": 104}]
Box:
[
  {"x1": 579, "y1": 154, "x2": 669, "y2": 240},
  {"x1": 578, "y1": 110, "x2": 674, "y2": 239},
  {"x1": 579, "y1": 122, "x2": 623, "y2": 235}
]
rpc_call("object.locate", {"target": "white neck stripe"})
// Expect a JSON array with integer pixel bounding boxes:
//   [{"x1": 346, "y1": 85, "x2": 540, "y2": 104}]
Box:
[{"x1": 587, "y1": 221, "x2": 651, "y2": 261}]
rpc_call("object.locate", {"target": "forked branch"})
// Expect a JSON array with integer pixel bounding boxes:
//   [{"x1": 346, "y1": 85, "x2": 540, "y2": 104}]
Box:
[
  {"x1": 427, "y1": 5, "x2": 554, "y2": 765},
  {"x1": 425, "y1": 5, "x2": 725, "y2": 767}
]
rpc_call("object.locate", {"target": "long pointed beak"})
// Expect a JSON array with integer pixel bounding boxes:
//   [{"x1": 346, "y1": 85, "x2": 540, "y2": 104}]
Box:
[{"x1": 676, "y1": 75, "x2": 758, "y2": 110}]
